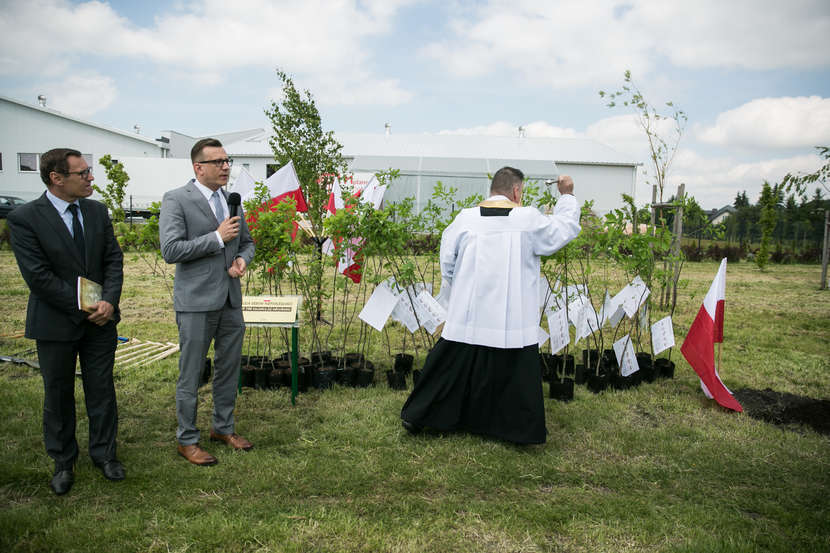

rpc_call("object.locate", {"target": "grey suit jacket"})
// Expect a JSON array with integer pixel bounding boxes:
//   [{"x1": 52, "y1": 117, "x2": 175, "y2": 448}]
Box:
[{"x1": 159, "y1": 179, "x2": 255, "y2": 312}]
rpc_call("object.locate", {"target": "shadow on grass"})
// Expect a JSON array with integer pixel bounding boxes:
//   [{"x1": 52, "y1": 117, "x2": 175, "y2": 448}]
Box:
[{"x1": 734, "y1": 387, "x2": 830, "y2": 435}]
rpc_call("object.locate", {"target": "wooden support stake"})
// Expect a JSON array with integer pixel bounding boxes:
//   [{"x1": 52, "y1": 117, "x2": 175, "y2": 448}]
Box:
[{"x1": 122, "y1": 344, "x2": 179, "y2": 369}]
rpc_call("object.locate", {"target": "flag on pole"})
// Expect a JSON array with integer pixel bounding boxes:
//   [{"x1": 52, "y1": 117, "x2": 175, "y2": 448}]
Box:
[
  {"x1": 260, "y1": 161, "x2": 307, "y2": 213},
  {"x1": 680, "y1": 258, "x2": 742, "y2": 412},
  {"x1": 237, "y1": 161, "x2": 307, "y2": 241},
  {"x1": 324, "y1": 173, "x2": 386, "y2": 283}
]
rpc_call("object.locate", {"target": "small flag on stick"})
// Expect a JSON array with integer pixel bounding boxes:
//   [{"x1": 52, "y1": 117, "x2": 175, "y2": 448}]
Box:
[{"x1": 680, "y1": 258, "x2": 742, "y2": 412}]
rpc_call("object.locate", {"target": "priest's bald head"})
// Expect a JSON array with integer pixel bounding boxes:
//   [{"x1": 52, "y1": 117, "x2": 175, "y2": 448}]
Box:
[{"x1": 491, "y1": 167, "x2": 525, "y2": 204}]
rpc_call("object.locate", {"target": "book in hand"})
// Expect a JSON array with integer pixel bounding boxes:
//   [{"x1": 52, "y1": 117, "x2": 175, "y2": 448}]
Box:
[{"x1": 77, "y1": 276, "x2": 102, "y2": 312}]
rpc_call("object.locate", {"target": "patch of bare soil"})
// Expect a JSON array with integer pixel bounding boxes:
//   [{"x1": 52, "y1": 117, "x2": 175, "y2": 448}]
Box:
[{"x1": 733, "y1": 388, "x2": 830, "y2": 436}]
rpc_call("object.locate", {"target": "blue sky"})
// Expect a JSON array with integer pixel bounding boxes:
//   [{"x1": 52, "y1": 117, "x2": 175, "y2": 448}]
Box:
[{"x1": 2, "y1": 0, "x2": 829, "y2": 208}]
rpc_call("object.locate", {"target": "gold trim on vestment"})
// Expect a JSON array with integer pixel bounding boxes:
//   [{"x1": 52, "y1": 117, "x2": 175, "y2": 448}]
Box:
[{"x1": 478, "y1": 199, "x2": 520, "y2": 209}]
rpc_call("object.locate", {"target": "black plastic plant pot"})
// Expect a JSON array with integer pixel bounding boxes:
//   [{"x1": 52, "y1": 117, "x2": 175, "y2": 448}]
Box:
[
  {"x1": 201, "y1": 358, "x2": 212, "y2": 386},
  {"x1": 586, "y1": 371, "x2": 608, "y2": 394},
  {"x1": 268, "y1": 369, "x2": 285, "y2": 389},
  {"x1": 562, "y1": 354, "x2": 575, "y2": 378},
  {"x1": 336, "y1": 366, "x2": 356, "y2": 387},
  {"x1": 393, "y1": 353, "x2": 414, "y2": 374},
  {"x1": 552, "y1": 353, "x2": 575, "y2": 380},
  {"x1": 356, "y1": 369, "x2": 375, "y2": 387},
  {"x1": 549, "y1": 378, "x2": 574, "y2": 401},
  {"x1": 297, "y1": 366, "x2": 309, "y2": 393},
  {"x1": 316, "y1": 367, "x2": 336, "y2": 390},
  {"x1": 344, "y1": 352, "x2": 365, "y2": 367},
  {"x1": 639, "y1": 359, "x2": 657, "y2": 383},
  {"x1": 574, "y1": 364, "x2": 586, "y2": 385},
  {"x1": 412, "y1": 369, "x2": 421, "y2": 387},
  {"x1": 655, "y1": 358, "x2": 675, "y2": 379},
  {"x1": 582, "y1": 349, "x2": 601, "y2": 370},
  {"x1": 635, "y1": 352, "x2": 652, "y2": 373},
  {"x1": 310, "y1": 350, "x2": 332, "y2": 366},
  {"x1": 241, "y1": 366, "x2": 256, "y2": 388},
  {"x1": 539, "y1": 353, "x2": 556, "y2": 381},
  {"x1": 254, "y1": 367, "x2": 269, "y2": 390},
  {"x1": 601, "y1": 349, "x2": 617, "y2": 369},
  {"x1": 613, "y1": 370, "x2": 640, "y2": 390},
  {"x1": 386, "y1": 369, "x2": 407, "y2": 390}
]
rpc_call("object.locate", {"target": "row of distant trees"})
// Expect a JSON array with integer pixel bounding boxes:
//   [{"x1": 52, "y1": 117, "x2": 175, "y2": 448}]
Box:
[{"x1": 723, "y1": 185, "x2": 828, "y2": 255}]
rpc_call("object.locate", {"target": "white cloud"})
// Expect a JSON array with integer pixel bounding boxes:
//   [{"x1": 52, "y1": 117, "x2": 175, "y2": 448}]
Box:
[
  {"x1": 0, "y1": 0, "x2": 416, "y2": 106},
  {"x1": 669, "y1": 151, "x2": 824, "y2": 207},
  {"x1": 420, "y1": 0, "x2": 830, "y2": 88},
  {"x1": 45, "y1": 74, "x2": 118, "y2": 117},
  {"x1": 697, "y1": 97, "x2": 830, "y2": 150},
  {"x1": 440, "y1": 113, "x2": 825, "y2": 209}
]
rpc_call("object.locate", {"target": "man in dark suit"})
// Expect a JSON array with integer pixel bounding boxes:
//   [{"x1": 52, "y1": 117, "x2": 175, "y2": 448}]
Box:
[
  {"x1": 159, "y1": 138, "x2": 255, "y2": 466},
  {"x1": 8, "y1": 148, "x2": 125, "y2": 495}
]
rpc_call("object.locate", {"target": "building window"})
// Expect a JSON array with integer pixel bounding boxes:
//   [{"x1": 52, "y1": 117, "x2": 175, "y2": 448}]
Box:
[
  {"x1": 0, "y1": 152, "x2": 3, "y2": 171},
  {"x1": 19, "y1": 153, "x2": 38, "y2": 172}
]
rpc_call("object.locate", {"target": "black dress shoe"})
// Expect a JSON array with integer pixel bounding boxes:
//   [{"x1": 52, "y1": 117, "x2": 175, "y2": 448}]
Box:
[
  {"x1": 50, "y1": 470, "x2": 74, "y2": 495},
  {"x1": 402, "y1": 419, "x2": 423, "y2": 435},
  {"x1": 94, "y1": 459, "x2": 125, "y2": 481}
]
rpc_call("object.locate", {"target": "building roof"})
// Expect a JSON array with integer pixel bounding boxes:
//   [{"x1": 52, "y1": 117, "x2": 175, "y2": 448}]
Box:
[
  {"x1": 224, "y1": 130, "x2": 639, "y2": 167},
  {"x1": 708, "y1": 205, "x2": 736, "y2": 221},
  {"x1": 1, "y1": 94, "x2": 162, "y2": 147}
]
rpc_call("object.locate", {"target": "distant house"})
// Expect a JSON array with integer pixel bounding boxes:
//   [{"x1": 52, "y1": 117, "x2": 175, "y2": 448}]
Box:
[{"x1": 708, "y1": 205, "x2": 736, "y2": 225}]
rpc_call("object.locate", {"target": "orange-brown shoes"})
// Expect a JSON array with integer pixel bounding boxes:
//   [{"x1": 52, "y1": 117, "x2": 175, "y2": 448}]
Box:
[
  {"x1": 209, "y1": 429, "x2": 253, "y2": 451},
  {"x1": 177, "y1": 443, "x2": 218, "y2": 466}
]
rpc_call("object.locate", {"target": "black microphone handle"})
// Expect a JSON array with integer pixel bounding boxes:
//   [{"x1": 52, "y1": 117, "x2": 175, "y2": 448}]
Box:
[{"x1": 228, "y1": 192, "x2": 241, "y2": 218}]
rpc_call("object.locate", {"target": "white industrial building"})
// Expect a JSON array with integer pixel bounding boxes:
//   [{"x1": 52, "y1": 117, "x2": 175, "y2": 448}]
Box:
[
  {"x1": 222, "y1": 130, "x2": 639, "y2": 214},
  {"x1": 0, "y1": 95, "x2": 167, "y2": 200},
  {"x1": 0, "y1": 94, "x2": 639, "y2": 214}
]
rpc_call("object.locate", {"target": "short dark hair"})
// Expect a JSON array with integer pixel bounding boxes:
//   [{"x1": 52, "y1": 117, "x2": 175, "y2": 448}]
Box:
[
  {"x1": 191, "y1": 138, "x2": 223, "y2": 163},
  {"x1": 40, "y1": 148, "x2": 82, "y2": 186},
  {"x1": 490, "y1": 166, "x2": 524, "y2": 196}
]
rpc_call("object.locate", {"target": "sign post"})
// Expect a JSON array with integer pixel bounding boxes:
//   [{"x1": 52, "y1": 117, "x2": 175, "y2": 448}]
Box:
[{"x1": 241, "y1": 295, "x2": 302, "y2": 405}]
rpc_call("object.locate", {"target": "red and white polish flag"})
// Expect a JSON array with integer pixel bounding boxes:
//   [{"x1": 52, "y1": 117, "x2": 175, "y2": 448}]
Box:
[
  {"x1": 261, "y1": 161, "x2": 308, "y2": 213},
  {"x1": 324, "y1": 174, "x2": 387, "y2": 283},
  {"x1": 680, "y1": 258, "x2": 742, "y2": 412}
]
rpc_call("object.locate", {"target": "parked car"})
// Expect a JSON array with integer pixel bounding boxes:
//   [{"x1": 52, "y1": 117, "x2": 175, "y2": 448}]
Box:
[{"x1": 0, "y1": 195, "x2": 27, "y2": 219}]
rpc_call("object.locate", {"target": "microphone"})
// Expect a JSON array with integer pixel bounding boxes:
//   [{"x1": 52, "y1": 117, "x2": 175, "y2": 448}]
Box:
[{"x1": 227, "y1": 192, "x2": 241, "y2": 218}]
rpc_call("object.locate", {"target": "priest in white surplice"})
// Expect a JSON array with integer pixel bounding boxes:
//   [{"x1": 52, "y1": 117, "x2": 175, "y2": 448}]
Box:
[{"x1": 401, "y1": 167, "x2": 580, "y2": 444}]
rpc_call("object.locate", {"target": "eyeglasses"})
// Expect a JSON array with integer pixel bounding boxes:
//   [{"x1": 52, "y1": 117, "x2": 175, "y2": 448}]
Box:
[
  {"x1": 195, "y1": 158, "x2": 233, "y2": 168},
  {"x1": 63, "y1": 167, "x2": 93, "y2": 178}
]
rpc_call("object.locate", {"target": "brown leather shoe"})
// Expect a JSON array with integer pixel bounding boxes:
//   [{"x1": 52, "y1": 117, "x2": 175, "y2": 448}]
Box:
[
  {"x1": 177, "y1": 444, "x2": 218, "y2": 466},
  {"x1": 209, "y1": 429, "x2": 253, "y2": 451}
]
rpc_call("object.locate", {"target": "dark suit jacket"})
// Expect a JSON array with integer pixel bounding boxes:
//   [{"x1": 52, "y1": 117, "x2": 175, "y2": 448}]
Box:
[{"x1": 8, "y1": 193, "x2": 124, "y2": 341}]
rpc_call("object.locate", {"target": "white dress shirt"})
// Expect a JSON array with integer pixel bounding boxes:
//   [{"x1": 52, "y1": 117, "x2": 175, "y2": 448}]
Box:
[
  {"x1": 440, "y1": 194, "x2": 581, "y2": 348},
  {"x1": 46, "y1": 189, "x2": 83, "y2": 237},
  {"x1": 192, "y1": 178, "x2": 228, "y2": 247}
]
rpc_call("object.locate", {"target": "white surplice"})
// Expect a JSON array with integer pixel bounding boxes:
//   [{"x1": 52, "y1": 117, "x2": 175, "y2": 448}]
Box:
[{"x1": 439, "y1": 194, "x2": 581, "y2": 348}]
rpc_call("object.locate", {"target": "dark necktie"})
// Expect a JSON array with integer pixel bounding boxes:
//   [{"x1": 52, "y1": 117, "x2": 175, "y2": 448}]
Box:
[{"x1": 68, "y1": 204, "x2": 85, "y2": 260}]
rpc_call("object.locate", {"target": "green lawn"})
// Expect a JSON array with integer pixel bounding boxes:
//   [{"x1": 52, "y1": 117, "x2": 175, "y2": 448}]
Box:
[{"x1": 0, "y1": 252, "x2": 828, "y2": 552}]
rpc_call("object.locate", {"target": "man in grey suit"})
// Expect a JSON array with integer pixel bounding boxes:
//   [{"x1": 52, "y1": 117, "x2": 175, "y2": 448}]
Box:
[{"x1": 159, "y1": 138, "x2": 255, "y2": 466}]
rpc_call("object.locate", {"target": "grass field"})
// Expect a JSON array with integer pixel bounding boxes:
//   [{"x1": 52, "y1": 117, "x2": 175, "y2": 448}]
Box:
[{"x1": 0, "y1": 251, "x2": 828, "y2": 553}]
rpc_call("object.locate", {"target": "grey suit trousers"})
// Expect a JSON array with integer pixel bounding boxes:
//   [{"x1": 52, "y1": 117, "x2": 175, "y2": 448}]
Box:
[{"x1": 175, "y1": 298, "x2": 245, "y2": 445}]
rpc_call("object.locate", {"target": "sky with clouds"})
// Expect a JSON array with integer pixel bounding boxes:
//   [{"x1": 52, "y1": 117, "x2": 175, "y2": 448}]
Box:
[{"x1": 2, "y1": 0, "x2": 829, "y2": 208}]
